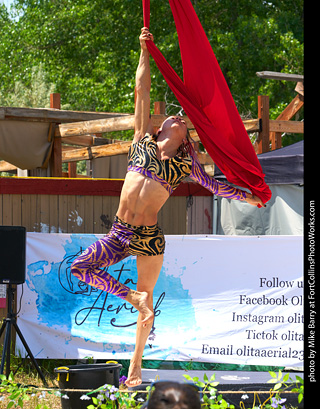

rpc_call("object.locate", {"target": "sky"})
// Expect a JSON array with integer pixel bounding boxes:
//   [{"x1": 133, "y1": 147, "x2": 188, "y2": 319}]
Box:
[{"x1": 0, "y1": 0, "x2": 13, "y2": 8}]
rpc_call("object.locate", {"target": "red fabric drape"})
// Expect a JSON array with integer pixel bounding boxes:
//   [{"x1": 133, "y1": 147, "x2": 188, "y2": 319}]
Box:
[{"x1": 142, "y1": 0, "x2": 272, "y2": 205}]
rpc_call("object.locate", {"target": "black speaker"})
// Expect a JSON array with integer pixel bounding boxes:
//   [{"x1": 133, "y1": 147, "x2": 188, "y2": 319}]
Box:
[{"x1": 0, "y1": 226, "x2": 26, "y2": 284}]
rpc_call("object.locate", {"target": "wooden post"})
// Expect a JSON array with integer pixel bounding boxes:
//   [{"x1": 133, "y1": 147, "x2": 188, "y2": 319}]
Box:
[
  {"x1": 153, "y1": 101, "x2": 166, "y2": 134},
  {"x1": 257, "y1": 95, "x2": 270, "y2": 154},
  {"x1": 50, "y1": 93, "x2": 61, "y2": 110},
  {"x1": 270, "y1": 93, "x2": 304, "y2": 150},
  {"x1": 154, "y1": 101, "x2": 166, "y2": 115},
  {"x1": 50, "y1": 93, "x2": 63, "y2": 177},
  {"x1": 68, "y1": 162, "x2": 77, "y2": 178}
]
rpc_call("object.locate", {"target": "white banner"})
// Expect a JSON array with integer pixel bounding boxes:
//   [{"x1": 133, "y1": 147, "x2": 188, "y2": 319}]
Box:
[{"x1": 17, "y1": 233, "x2": 303, "y2": 367}]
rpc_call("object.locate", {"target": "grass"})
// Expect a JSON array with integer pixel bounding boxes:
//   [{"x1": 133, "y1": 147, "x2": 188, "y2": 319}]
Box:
[{"x1": 0, "y1": 358, "x2": 68, "y2": 408}]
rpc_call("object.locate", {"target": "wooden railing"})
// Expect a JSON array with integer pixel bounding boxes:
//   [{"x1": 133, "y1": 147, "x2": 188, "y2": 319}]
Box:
[{"x1": 0, "y1": 71, "x2": 303, "y2": 176}]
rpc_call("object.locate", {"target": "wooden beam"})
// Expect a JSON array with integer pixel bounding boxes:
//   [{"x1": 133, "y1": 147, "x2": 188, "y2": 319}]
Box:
[
  {"x1": 269, "y1": 120, "x2": 304, "y2": 134},
  {"x1": 61, "y1": 135, "x2": 111, "y2": 146},
  {"x1": 55, "y1": 114, "x2": 195, "y2": 138},
  {"x1": 56, "y1": 113, "x2": 261, "y2": 140},
  {"x1": 242, "y1": 119, "x2": 261, "y2": 133},
  {"x1": 270, "y1": 93, "x2": 304, "y2": 149},
  {"x1": 61, "y1": 135, "x2": 96, "y2": 146},
  {"x1": 0, "y1": 161, "x2": 17, "y2": 171},
  {"x1": 278, "y1": 93, "x2": 304, "y2": 120},
  {"x1": 0, "y1": 106, "x2": 130, "y2": 123},
  {"x1": 61, "y1": 139, "x2": 214, "y2": 165},
  {"x1": 55, "y1": 115, "x2": 136, "y2": 137},
  {"x1": 256, "y1": 71, "x2": 304, "y2": 82},
  {"x1": 62, "y1": 141, "x2": 132, "y2": 162},
  {"x1": 295, "y1": 81, "x2": 304, "y2": 96}
]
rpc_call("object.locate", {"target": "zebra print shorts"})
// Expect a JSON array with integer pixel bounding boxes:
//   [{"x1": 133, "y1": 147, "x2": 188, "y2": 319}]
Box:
[
  {"x1": 70, "y1": 216, "x2": 165, "y2": 299},
  {"x1": 111, "y1": 216, "x2": 165, "y2": 257}
]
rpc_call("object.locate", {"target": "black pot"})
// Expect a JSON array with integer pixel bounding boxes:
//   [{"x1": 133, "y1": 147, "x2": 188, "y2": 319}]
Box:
[{"x1": 54, "y1": 362, "x2": 122, "y2": 409}]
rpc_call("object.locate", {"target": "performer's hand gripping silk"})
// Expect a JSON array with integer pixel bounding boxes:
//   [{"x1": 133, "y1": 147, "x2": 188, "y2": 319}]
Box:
[{"x1": 71, "y1": 28, "x2": 265, "y2": 388}]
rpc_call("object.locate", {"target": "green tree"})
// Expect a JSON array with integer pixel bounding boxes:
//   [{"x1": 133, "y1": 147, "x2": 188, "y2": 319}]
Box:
[
  {"x1": 0, "y1": 63, "x2": 55, "y2": 107},
  {"x1": 0, "y1": 0, "x2": 303, "y2": 121}
]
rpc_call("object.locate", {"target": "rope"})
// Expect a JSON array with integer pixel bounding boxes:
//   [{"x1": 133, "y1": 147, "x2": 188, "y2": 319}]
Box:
[{"x1": 1, "y1": 384, "x2": 300, "y2": 395}]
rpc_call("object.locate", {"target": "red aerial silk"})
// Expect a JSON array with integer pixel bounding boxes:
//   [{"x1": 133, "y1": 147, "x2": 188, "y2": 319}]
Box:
[{"x1": 142, "y1": 0, "x2": 272, "y2": 205}]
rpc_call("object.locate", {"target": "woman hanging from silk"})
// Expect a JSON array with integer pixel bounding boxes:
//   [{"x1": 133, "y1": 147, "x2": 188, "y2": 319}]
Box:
[{"x1": 71, "y1": 26, "x2": 266, "y2": 387}]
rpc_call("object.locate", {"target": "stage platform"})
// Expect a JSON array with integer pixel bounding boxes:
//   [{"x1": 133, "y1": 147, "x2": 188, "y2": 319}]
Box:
[
  {"x1": 132, "y1": 368, "x2": 304, "y2": 408},
  {"x1": 141, "y1": 367, "x2": 303, "y2": 384}
]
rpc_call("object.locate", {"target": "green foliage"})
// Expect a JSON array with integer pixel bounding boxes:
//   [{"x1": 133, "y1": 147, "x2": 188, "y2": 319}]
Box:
[
  {"x1": 0, "y1": 372, "x2": 51, "y2": 409},
  {"x1": 0, "y1": 63, "x2": 55, "y2": 108},
  {"x1": 185, "y1": 370, "x2": 303, "y2": 409},
  {"x1": 184, "y1": 373, "x2": 234, "y2": 409},
  {"x1": 85, "y1": 383, "x2": 140, "y2": 408},
  {"x1": 0, "y1": 0, "x2": 303, "y2": 118},
  {"x1": 267, "y1": 369, "x2": 304, "y2": 406},
  {"x1": 0, "y1": 370, "x2": 303, "y2": 409}
]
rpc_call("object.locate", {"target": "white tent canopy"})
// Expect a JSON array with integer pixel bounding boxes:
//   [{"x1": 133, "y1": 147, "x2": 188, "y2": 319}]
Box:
[{"x1": 213, "y1": 141, "x2": 304, "y2": 235}]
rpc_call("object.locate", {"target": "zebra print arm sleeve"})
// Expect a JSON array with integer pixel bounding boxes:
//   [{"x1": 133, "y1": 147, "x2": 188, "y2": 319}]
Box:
[{"x1": 189, "y1": 159, "x2": 247, "y2": 201}]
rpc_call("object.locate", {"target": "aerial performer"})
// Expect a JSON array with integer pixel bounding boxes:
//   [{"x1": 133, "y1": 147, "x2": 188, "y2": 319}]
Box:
[{"x1": 71, "y1": 0, "x2": 270, "y2": 388}]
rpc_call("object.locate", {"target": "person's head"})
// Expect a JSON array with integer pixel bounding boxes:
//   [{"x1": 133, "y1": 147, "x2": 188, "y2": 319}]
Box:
[
  {"x1": 155, "y1": 116, "x2": 192, "y2": 158},
  {"x1": 147, "y1": 381, "x2": 201, "y2": 409},
  {"x1": 160, "y1": 116, "x2": 188, "y2": 140}
]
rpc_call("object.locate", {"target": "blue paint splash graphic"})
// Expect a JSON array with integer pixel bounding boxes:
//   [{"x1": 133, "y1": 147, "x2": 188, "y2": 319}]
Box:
[{"x1": 26, "y1": 234, "x2": 196, "y2": 356}]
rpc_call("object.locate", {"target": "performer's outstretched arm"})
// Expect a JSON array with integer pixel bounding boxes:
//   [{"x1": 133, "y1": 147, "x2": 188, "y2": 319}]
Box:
[
  {"x1": 134, "y1": 27, "x2": 154, "y2": 142},
  {"x1": 190, "y1": 159, "x2": 266, "y2": 207}
]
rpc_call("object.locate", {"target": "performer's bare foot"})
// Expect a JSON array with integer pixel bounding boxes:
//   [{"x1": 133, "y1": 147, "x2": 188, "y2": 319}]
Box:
[
  {"x1": 125, "y1": 360, "x2": 142, "y2": 388},
  {"x1": 126, "y1": 290, "x2": 154, "y2": 327}
]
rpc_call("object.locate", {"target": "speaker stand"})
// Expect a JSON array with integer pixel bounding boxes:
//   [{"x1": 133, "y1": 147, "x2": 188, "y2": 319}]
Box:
[{"x1": 0, "y1": 284, "x2": 47, "y2": 385}]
